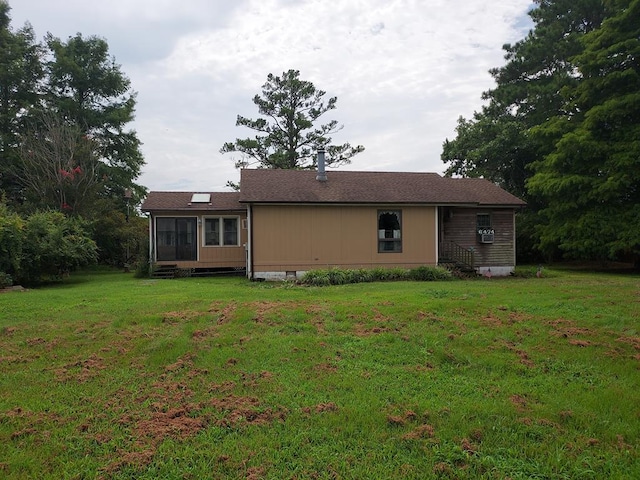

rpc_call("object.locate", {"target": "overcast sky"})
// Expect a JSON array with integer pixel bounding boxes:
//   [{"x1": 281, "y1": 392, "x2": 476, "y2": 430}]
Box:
[{"x1": 9, "y1": 0, "x2": 533, "y2": 192}]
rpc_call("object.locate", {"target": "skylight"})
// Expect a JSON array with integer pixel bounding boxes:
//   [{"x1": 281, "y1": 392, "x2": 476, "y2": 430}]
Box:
[{"x1": 190, "y1": 193, "x2": 211, "y2": 203}]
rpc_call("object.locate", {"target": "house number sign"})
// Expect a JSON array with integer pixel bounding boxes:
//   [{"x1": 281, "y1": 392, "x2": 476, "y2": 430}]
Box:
[{"x1": 478, "y1": 229, "x2": 495, "y2": 235}]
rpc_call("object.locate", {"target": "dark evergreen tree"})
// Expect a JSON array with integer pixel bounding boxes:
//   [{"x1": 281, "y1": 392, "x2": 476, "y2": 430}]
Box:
[{"x1": 221, "y1": 69, "x2": 364, "y2": 177}]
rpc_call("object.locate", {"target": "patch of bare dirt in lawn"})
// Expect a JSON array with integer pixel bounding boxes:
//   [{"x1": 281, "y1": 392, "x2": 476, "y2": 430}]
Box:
[
  {"x1": 211, "y1": 395, "x2": 287, "y2": 427},
  {"x1": 547, "y1": 318, "x2": 598, "y2": 347},
  {"x1": 301, "y1": 402, "x2": 339, "y2": 415},
  {"x1": 3, "y1": 408, "x2": 62, "y2": 445},
  {"x1": 353, "y1": 323, "x2": 392, "y2": 336},
  {"x1": 503, "y1": 341, "x2": 535, "y2": 368},
  {"x1": 102, "y1": 367, "x2": 284, "y2": 474},
  {"x1": 510, "y1": 394, "x2": 529, "y2": 412},
  {"x1": 209, "y1": 300, "x2": 238, "y2": 324},
  {"x1": 247, "y1": 301, "x2": 288, "y2": 324},
  {"x1": 161, "y1": 310, "x2": 203, "y2": 324},
  {"x1": 54, "y1": 354, "x2": 106, "y2": 383}
]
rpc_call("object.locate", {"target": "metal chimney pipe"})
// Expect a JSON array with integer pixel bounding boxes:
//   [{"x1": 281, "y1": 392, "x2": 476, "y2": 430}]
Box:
[{"x1": 316, "y1": 148, "x2": 327, "y2": 182}]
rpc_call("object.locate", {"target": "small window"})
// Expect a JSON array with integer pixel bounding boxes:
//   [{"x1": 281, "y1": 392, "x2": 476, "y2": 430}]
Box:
[
  {"x1": 378, "y1": 210, "x2": 402, "y2": 253},
  {"x1": 204, "y1": 217, "x2": 239, "y2": 246},
  {"x1": 477, "y1": 213, "x2": 492, "y2": 229}
]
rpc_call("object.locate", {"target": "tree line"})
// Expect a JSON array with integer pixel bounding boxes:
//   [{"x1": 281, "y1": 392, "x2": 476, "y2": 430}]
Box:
[
  {"x1": 0, "y1": 1, "x2": 147, "y2": 285},
  {"x1": 442, "y1": 0, "x2": 639, "y2": 266}
]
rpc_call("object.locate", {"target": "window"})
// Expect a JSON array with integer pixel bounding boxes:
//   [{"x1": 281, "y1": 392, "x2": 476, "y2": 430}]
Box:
[
  {"x1": 204, "y1": 217, "x2": 239, "y2": 246},
  {"x1": 378, "y1": 210, "x2": 402, "y2": 252},
  {"x1": 156, "y1": 217, "x2": 197, "y2": 261},
  {"x1": 476, "y1": 213, "x2": 492, "y2": 229}
]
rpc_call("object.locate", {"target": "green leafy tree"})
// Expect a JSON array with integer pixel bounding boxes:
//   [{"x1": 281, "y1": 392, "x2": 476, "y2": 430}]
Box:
[
  {"x1": 0, "y1": 1, "x2": 43, "y2": 203},
  {"x1": 221, "y1": 69, "x2": 364, "y2": 179},
  {"x1": 528, "y1": 0, "x2": 640, "y2": 261},
  {"x1": 45, "y1": 33, "x2": 145, "y2": 204}
]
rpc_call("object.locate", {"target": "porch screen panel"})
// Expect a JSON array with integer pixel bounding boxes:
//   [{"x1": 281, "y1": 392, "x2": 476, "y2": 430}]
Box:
[{"x1": 156, "y1": 217, "x2": 197, "y2": 261}]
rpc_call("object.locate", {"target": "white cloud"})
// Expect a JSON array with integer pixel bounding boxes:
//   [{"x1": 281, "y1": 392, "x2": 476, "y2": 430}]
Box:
[{"x1": 9, "y1": 0, "x2": 533, "y2": 192}]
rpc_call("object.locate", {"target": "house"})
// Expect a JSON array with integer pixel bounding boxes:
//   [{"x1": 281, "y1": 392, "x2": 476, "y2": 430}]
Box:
[{"x1": 141, "y1": 161, "x2": 525, "y2": 279}]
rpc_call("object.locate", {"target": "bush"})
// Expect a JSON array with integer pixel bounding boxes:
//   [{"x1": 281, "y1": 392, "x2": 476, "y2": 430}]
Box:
[
  {"x1": 0, "y1": 272, "x2": 13, "y2": 289},
  {"x1": 18, "y1": 211, "x2": 98, "y2": 285},
  {"x1": 407, "y1": 265, "x2": 453, "y2": 281},
  {"x1": 0, "y1": 202, "x2": 23, "y2": 277},
  {"x1": 299, "y1": 265, "x2": 454, "y2": 286}
]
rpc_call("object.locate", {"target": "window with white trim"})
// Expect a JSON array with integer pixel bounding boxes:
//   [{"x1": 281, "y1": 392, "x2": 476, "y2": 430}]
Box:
[
  {"x1": 204, "y1": 217, "x2": 239, "y2": 246},
  {"x1": 378, "y1": 210, "x2": 402, "y2": 252}
]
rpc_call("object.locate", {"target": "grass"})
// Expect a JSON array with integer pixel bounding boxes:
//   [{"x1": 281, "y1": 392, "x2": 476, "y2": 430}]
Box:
[{"x1": 0, "y1": 268, "x2": 638, "y2": 479}]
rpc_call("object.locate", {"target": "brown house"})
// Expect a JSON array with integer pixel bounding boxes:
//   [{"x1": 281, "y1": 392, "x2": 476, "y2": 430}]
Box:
[{"x1": 141, "y1": 167, "x2": 525, "y2": 279}]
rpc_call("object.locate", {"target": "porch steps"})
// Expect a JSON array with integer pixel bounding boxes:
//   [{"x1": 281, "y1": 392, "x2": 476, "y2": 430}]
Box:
[
  {"x1": 151, "y1": 264, "x2": 179, "y2": 279},
  {"x1": 438, "y1": 258, "x2": 478, "y2": 278}
]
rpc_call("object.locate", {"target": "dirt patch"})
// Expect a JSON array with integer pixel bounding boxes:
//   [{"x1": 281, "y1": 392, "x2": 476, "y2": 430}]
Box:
[
  {"x1": 616, "y1": 336, "x2": 640, "y2": 350},
  {"x1": 239, "y1": 370, "x2": 274, "y2": 389},
  {"x1": 503, "y1": 342, "x2": 535, "y2": 368},
  {"x1": 2, "y1": 326, "x2": 17, "y2": 336},
  {"x1": 510, "y1": 394, "x2": 529, "y2": 412},
  {"x1": 402, "y1": 424, "x2": 435, "y2": 440},
  {"x1": 314, "y1": 362, "x2": 338, "y2": 374},
  {"x1": 353, "y1": 323, "x2": 392, "y2": 337},
  {"x1": 54, "y1": 354, "x2": 106, "y2": 383},
  {"x1": 210, "y1": 395, "x2": 286, "y2": 427},
  {"x1": 209, "y1": 301, "x2": 238, "y2": 324},
  {"x1": 162, "y1": 310, "x2": 203, "y2": 324},
  {"x1": 301, "y1": 402, "x2": 339, "y2": 415},
  {"x1": 568, "y1": 339, "x2": 592, "y2": 347}
]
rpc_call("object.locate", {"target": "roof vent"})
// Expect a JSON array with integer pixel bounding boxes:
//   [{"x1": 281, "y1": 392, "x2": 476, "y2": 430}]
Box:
[
  {"x1": 316, "y1": 149, "x2": 327, "y2": 182},
  {"x1": 191, "y1": 193, "x2": 211, "y2": 203}
]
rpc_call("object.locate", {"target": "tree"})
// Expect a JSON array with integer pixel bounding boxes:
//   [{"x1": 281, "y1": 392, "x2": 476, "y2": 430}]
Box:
[
  {"x1": 442, "y1": 0, "x2": 607, "y2": 195},
  {"x1": 0, "y1": 1, "x2": 43, "y2": 203},
  {"x1": 44, "y1": 33, "x2": 145, "y2": 204},
  {"x1": 221, "y1": 69, "x2": 364, "y2": 177},
  {"x1": 441, "y1": 0, "x2": 610, "y2": 261},
  {"x1": 528, "y1": 0, "x2": 640, "y2": 261},
  {"x1": 18, "y1": 112, "x2": 103, "y2": 215}
]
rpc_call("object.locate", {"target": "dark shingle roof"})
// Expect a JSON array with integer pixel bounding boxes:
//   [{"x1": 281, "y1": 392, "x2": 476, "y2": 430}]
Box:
[
  {"x1": 239, "y1": 170, "x2": 526, "y2": 206},
  {"x1": 141, "y1": 191, "x2": 243, "y2": 212}
]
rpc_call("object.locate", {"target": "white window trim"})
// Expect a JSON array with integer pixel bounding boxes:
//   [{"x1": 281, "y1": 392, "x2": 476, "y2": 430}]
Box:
[{"x1": 203, "y1": 215, "x2": 241, "y2": 247}]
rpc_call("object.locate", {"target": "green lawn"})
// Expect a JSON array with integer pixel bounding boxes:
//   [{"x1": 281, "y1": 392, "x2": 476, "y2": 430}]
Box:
[{"x1": 0, "y1": 269, "x2": 638, "y2": 479}]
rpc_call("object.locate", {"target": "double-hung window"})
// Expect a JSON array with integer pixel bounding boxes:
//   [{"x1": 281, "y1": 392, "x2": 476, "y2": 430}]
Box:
[
  {"x1": 378, "y1": 210, "x2": 402, "y2": 252},
  {"x1": 204, "y1": 217, "x2": 239, "y2": 246}
]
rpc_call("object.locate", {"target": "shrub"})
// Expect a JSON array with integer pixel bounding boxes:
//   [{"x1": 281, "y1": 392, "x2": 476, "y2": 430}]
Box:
[
  {"x1": 18, "y1": 211, "x2": 98, "y2": 285},
  {"x1": 0, "y1": 272, "x2": 12, "y2": 289},
  {"x1": 299, "y1": 266, "x2": 453, "y2": 286},
  {"x1": 0, "y1": 202, "x2": 23, "y2": 277},
  {"x1": 407, "y1": 265, "x2": 453, "y2": 281}
]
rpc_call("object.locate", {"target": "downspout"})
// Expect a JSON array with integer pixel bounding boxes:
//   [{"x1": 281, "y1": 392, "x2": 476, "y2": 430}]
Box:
[
  {"x1": 148, "y1": 214, "x2": 154, "y2": 267},
  {"x1": 435, "y1": 206, "x2": 439, "y2": 265},
  {"x1": 248, "y1": 204, "x2": 254, "y2": 280}
]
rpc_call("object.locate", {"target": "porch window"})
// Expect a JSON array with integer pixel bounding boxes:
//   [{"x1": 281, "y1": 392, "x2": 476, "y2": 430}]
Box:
[
  {"x1": 378, "y1": 210, "x2": 402, "y2": 252},
  {"x1": 156, "y1": 217, "x2": 197, "y2": 261},
  {"x1": 204, "y1": 217, "x2": 239, "y2": 246}
]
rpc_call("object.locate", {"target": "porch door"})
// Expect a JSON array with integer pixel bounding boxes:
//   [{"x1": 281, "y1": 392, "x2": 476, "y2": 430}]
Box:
[{"x1": 156, "y1": 217, "x2": 197, "y2": 261}]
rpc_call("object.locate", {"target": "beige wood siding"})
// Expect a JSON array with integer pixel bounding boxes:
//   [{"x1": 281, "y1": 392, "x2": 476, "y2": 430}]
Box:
[
  {"x1": 440, "y1": 207, "x2": 515, "y2": 267},
  {"x1": 251, "y1": 205, "x2": 436, "y2": 273},
  {"x1": 152, "y1": 210, "x2": 247, "y2": 269}
]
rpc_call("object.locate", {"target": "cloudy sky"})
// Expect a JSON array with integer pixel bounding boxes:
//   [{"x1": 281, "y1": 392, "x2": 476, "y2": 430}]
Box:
[{"x1": 9, "y1": 0, "x2": 533, "y2": 192}]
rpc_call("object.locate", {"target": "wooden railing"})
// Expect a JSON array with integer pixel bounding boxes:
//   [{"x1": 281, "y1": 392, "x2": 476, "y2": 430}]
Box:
[{"x1": 439, "y1": 241, "x2": 475, "y2": 270}]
